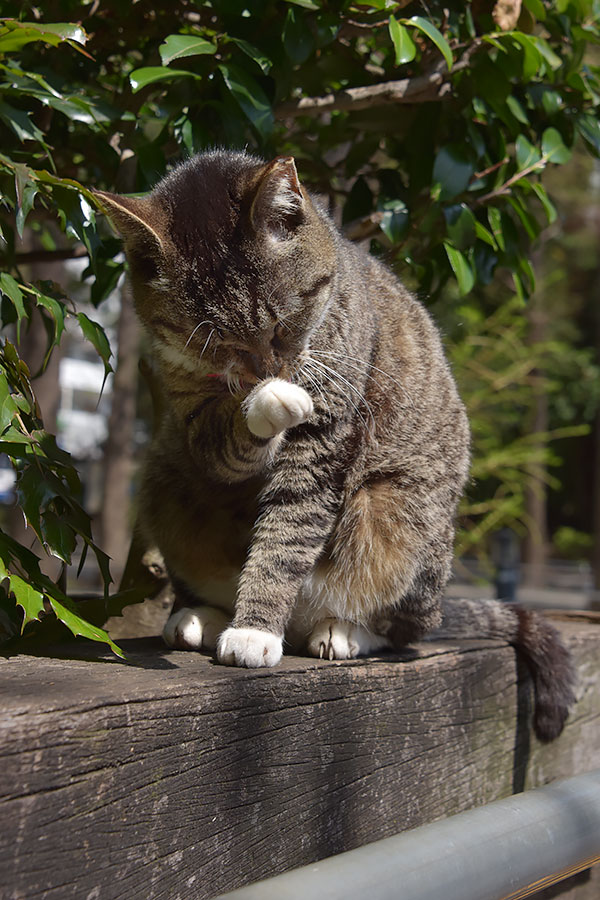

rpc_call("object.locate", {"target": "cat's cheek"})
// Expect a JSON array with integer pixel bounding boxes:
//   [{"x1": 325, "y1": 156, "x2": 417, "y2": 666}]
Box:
[{"x1": 216, "y1": 627, "x2": 283, "y2": 667}]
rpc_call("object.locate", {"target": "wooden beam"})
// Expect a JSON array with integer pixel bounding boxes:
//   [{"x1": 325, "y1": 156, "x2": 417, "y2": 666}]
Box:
[{"x1": 1, "y1": 615, "x2": 599, "y2": 900}]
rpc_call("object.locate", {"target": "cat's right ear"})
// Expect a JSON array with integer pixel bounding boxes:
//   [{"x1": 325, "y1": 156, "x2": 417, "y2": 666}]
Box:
[
  {"x1": 93, "y1": 191, "x2": 168, "y2": 282},
  {"x1": 250, "y1": 156, "x2": 305, "y2": 239}
]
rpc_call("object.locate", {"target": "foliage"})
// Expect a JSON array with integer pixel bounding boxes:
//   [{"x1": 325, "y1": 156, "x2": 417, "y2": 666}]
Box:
[
  {"x1": 0, "y1": 1, "x2": 599, "y2": 651},
  {"x1": 449, "y1": 295, "x2": 598, "y2": 556}
]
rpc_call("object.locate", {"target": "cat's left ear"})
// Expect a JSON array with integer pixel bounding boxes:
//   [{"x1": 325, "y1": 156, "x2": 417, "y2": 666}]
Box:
[
  {"x1": 250, "y1": 156, "x2": 305, "y2": 237},
  {"x1": 93, "y1": 190, "x2": 170, "y2": 281}
]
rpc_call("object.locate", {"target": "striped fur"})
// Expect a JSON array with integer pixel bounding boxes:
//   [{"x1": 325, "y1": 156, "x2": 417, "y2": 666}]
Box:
[{"x1": 96, "y1": 150, "x2": 575, "y2": 740}]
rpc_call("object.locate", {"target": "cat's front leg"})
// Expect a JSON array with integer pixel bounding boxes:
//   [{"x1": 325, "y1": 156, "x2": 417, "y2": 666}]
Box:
[{"x1": 216, "y1": 418, "x2": 343, "y2": 668}]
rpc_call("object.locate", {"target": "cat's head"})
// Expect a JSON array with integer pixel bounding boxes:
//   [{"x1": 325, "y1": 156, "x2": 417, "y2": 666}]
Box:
[{"x1": 95, "y1": 150, "x2": 337, "y2": 386}]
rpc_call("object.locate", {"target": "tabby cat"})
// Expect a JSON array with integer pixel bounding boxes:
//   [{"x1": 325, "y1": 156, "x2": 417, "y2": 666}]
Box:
[{"x1": 96, "y1": 149, "x2": 575, "y2": 741}]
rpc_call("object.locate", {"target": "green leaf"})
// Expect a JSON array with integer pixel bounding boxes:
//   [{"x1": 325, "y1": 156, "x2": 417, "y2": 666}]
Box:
[
  {"x1": 284, "y1": 0, "x2": 320, "y2": 9},
  {"x1": 432, "y1": 145, "x2": 474, "y2": 201},
  {"x1": 0, "y1": 20, "x2": 87, "y2": 53},
  {"x1": 76, "y1": 313, "x2": 113, "y2": 380},
  {"x1": 487, "y1": 207, "x2": 505, "y2": 252},
  {"x1": 41, "y1": 510, "x2": 77, "y2": 564},
  {"x1": 283, "y1": 7, "x2": 315, "y2": 65},
  {"x1": 0, "y1": 372, "x2": 19, "y2": 433},
  {"x1": 159, "y1": 34, "x2": 216, "y2": 65},
  {"x1": 515, "y1": 134, "x2": 542, "y2": 171},
  {"x1": 34, "y1": 288, "x2": 66, "y2": 350},
  {"x1": 9, "y1": 574, "x2": 44, "y2": 630},
  {"x1": 0, "y1": 273, "x2": 27, "y2": 340},
  {"x1": 389, "y1": 16, "x2": 416, "y2": 66},
  {"x1": 523, "y1": 0, "x2": 546, "y2": 18},
  {"x1": 474, "y1": 220, "x2": 498, "y2": 250},
  {"x1": 529, "y1": 182, "x2": 557, "y2": 224},
  {"x1": 129, "y1": 66, "x2": 202, "y2": 93},
  {"x1": 47, "y1": 595, "x2": 125, "y2": 659},
  {"x1": 444, "y1": 204, "x2": 477, "y2": 250},
  {"x1": 506, "y1": 96, "x2": 529, "y2": 125},
  {"x1": 444, "y1": 243, "x2": 475, "y2": 295},
  {"x1": 510, "y1": 33, "x2": 542, "y2": 80},
  {"x1": 13, "y1": 163, "x2": 38, "y2": 238},
  {"x1": 542, "y1": 127, "x2": 572, "y2": 164},
  {"x1": 535, "y1": 89, "x2": 563, "y2": 118},
  {"x1": 218, "y1": 63, "x2": 273, "y2": 137},
  {"x1": 529, "y1": 36, "x2": 562, "y2": 71},
  {"x1": 578, "y1": 114, "x2": 600, "y2": 155},
  {"x1": 400, "y1": 16, "x2": 452, "y2": 70},
  {"x1": 507, "y1": 195, "x2": 540, "y2": 240},
  {"x1": 379, "y1": 200, "x2": 409, "y2": 243},
  {"x1": 230, "y1": 38, "x2": 272, "y2": 74},
  {"x1": 0, "y1": 101, "x2": 45, "y2": 143}
]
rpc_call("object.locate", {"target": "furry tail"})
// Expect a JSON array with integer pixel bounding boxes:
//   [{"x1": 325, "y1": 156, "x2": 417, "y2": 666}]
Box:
[{"x1": 430, "y1": 597, "x2": 577, "y2": 743}]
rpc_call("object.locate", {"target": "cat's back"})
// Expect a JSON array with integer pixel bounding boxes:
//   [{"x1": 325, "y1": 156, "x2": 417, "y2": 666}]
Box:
[{"x1": 340, "y1": 247, "x2": 469, "y2": 483}]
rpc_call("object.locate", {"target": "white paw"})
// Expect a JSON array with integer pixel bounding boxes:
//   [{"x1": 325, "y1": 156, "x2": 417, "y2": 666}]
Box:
[
  {"x1": 216, "y1": 626, "x2": 283, "y2": 667},
  {"x1": 163, "y1": 606, "x2": 230, "y2": 651},
  {"x1": 244, "y1": 379, "x2": 313, "y2": 438},
  {"x1": 306, "y1": 618, "x2": 391, "y2": 660}
]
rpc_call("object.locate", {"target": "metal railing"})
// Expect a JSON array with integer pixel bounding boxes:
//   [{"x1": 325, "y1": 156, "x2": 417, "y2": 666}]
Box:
[{"x1": 213, "y1": 770, "x2": 600, "y2": 900}]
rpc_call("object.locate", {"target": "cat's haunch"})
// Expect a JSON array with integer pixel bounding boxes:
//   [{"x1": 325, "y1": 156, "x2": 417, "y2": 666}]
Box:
[{"x1": 96, "y1": 149, "x2": 575, "y2": 741}]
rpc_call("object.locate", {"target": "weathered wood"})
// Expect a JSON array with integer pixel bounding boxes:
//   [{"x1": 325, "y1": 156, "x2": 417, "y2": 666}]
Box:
[{"x1": 1, "y1": 616, "x2": 599, "y2": 900}]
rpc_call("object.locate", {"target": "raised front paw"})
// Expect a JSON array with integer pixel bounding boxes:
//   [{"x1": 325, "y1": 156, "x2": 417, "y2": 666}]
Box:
[
  {"x1": 163, "y1": 606, "x2": 230, "y2": 651},
  {"x1": 244, "y1": 379, "x2": 313, "y2": 439},
  {"x1": 216, "y1": 626, "x2": 283, "y2": 667}
]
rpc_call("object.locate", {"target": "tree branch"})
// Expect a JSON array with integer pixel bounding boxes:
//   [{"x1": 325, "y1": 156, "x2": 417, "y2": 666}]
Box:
[
  {"x1": 275, "y1": 43, "x2": 482, "y2": 120},
  {"x1": 276, "y1": 65, "x2": 451, "y2": 118}
]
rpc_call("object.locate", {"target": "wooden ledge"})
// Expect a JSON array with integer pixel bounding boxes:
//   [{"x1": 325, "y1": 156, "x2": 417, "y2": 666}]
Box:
[{"x1": 2, "y1": 615, "x2": 600, "y2": 899}]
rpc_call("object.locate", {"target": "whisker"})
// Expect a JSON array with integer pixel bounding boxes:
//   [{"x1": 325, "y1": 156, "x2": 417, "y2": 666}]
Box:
[
  {"x1": 298, "y1": 364, "x2": 333, "y2": 423},
  {"x1": 305, "y1": 358, "x2": 373, "y2": 431},
  {"x1": 308, "y1": 357, "x2": 374, "y2": 420},
  {"x1": 199, "y1": 328, "x2": 215, "y2": 361},
  {"x1": 305, "y1": 361, "x2": 369, "y2": 430},
  {"x1": 185, "y1": 319, "x2": 213, "y2": 350},
  {"x1": 310, "y1": 348, "x2": 414, "y2": 408}
]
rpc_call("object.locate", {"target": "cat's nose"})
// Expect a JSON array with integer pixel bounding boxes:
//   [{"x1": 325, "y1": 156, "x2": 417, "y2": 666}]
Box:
[{"x1": 237, "y1": 349, "x2": 281, "y2": 381}]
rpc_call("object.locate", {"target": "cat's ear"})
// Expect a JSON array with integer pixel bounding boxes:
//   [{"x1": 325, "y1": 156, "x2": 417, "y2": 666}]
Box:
[
  {"x1": 250, "y1": 156, "x2": 305, "y2": 238},
  {"x1": 94, "y1": 191, "x2": 169, "y2": 281}
]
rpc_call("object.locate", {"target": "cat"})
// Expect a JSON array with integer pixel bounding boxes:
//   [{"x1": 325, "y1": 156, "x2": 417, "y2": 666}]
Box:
[{"x1": 95, "y1": 149, "x2": 575, "y2": 741}]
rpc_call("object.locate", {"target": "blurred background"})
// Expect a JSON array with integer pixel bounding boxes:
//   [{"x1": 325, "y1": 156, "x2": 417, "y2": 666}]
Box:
[{"x1": 1, "y1": 1, "x2": 599, "y2": 644}]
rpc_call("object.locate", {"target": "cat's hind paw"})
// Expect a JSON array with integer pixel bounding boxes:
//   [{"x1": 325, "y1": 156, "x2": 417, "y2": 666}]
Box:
[
  {"x1": 163, "y1": 606, "x2": 230, "y2": 651},
  {"x1": 307, "y1": 618, "x2": 391, "y2": 660},
  {"x1": 244, "y1": 379, "x2": 313, "y2": 438},
  {"x1": 216, "y1": 626, "x2": 283, "y2": 667}
]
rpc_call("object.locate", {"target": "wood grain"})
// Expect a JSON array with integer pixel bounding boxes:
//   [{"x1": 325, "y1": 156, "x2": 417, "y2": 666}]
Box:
[{"x1": 1, "y1": 617, "x2": 599, "y2": 900}]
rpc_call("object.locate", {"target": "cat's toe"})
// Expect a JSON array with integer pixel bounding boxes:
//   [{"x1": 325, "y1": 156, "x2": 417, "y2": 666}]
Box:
[
  {"x1": 163, "y1": 607, "x2": 229, "y2": 651},
  {"x1": 307, "y1": 619, "x2": 359, "y2": 660},
  {"x1": 216, "y1": 626, "x2": 283, "y2": 667}
]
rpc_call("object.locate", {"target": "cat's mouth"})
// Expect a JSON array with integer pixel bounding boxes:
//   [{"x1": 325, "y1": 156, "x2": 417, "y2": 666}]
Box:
[
  {"x1": 205, "y1": 349, "x2": 292, "y2": 393},
  {"x1": 205, "y1": 370, "x2": 260, "y2": 393}
]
